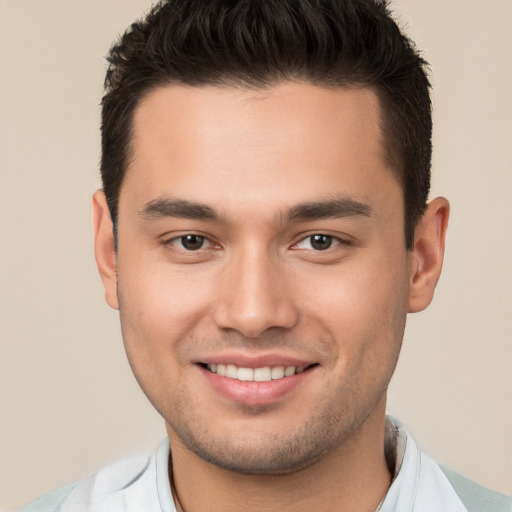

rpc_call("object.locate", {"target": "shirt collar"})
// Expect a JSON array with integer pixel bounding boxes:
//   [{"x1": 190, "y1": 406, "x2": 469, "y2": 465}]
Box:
[{"x1": 159, "y1": 416, "x2": 467, "y2": 512}]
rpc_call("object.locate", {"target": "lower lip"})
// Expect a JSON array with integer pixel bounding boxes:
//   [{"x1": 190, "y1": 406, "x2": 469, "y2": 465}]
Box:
[{"x1": 199, "y1": 365, "x2": 313, "y2": 406}]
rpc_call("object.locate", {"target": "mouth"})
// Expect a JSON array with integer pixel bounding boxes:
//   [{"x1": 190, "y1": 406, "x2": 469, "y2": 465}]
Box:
[
  {"x1": 199, "y1": 363, "x2": 317, "y2": 382},
  {"x1": 197, "y1": 359, "x2": 319, "y2": 405}
]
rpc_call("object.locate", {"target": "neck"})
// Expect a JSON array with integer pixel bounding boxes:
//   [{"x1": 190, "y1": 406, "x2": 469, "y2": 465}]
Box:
[{"x1": 167, "y1": 404, "x2": 391, "y2": 512}]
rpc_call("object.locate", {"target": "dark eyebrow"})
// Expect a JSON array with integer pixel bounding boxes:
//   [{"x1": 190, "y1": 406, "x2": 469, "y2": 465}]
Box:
[
  {"x1": 138, "y1": 198, "x2": 217, "y2": 220},
  {"x1": 138, "y1": 196, "x2": 371, "y2": 224},
  {"x1": 286, "y1": 198, "x2": 372, "y2": 222}
]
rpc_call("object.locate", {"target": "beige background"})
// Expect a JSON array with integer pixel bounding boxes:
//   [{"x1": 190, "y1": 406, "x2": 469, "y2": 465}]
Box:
[{"x1": 0, "y1": 0, "x2": 511, "y2": 509}]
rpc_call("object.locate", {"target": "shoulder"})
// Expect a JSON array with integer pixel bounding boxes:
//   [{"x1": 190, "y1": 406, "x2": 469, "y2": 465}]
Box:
[
  {"x1": 16, "y1": 483, "x2": 79, "y2": 512},
  {"x1": 18, "y1": 438, "x2": 174, "y2": 512},
  {"x1": 439, "y1": 465, "x2": 512, "y2": 512},
  {"x1": 17, "y1": 454, "x2": 152, "y2": 512},
  {"x1": 383, "y1": 416, "x2": 511, "y2": 512}
]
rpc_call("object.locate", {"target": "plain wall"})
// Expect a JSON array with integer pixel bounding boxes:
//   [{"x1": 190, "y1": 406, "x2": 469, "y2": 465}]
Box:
[{"x1": 0, "y1": 0, "x2": 511, "y2": 509}]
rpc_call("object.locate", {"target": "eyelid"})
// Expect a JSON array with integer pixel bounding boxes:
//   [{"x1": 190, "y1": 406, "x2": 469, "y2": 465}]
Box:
[
  {"x1": 160, "y1": 231, "x2": 352, "y2": 252},
  {"x1": 291, "y1": 233, "x2": 347, "y2": 251},
  {"x1": 163, "y1": 233, "x2": 220, "y2": 251}
]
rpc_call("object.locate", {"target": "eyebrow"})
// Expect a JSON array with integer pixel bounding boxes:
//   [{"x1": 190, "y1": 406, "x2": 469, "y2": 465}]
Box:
[
  {"x1": 138, "y1": 196, "x2": 372, "y2": 223},
  {"x1": 139, "y1": 198, "x2": 218, "y2": 220},
  {"x1": 285, "y1": 198, "x2": 372, "y2": 222}
]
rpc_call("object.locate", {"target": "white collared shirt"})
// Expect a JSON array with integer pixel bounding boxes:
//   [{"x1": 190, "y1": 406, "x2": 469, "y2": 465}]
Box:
[
  {"x1": 376, "y1": 416, "x2": 468, "y2": 511},
  {"x1": 21, "y1": 416, "x2": 497, "y2": 511}
]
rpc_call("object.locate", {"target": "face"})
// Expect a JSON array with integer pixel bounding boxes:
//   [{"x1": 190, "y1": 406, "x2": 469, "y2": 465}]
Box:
[{"x1": 102, "y1": 83, "x2": 415, "y2": 474}]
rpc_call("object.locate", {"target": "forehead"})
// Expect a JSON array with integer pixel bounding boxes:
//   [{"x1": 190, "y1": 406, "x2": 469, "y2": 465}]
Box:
[{"x1": 123, "y1": 82, "x2": 399, "y2": 217}]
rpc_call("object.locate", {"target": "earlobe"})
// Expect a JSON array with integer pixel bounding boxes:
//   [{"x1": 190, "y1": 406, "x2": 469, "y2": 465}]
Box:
[
  {"x1": 407, "y1": 197, "x2": 450, "y2": 313},
  {"x1": 92, "y1": 189, "x2": 119, "y2": 310}
]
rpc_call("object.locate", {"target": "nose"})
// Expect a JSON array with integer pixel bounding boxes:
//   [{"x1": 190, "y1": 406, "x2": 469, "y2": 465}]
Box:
[{"x1": 212, "y1": 247, "x2": 299, "y2": 338}]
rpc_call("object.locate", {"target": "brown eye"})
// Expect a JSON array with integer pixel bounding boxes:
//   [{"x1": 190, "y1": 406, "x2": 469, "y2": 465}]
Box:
[
  {"x1": 179, "y1": 235, "x2": 206, "y2": 250},
  {"x1": 293, "y1": 234, "x2": 341, "y2": 251},
  {"x1": 310, "y1": 234, "x2": 334, "y2": 250}
]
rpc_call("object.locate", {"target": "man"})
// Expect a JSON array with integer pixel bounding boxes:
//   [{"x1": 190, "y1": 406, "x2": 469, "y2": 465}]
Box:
[{"x1": 18, "y1": 0, "x2": 511, "y2": 511}]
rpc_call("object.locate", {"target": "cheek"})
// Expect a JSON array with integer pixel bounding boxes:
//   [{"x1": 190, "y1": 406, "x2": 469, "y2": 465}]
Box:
[
  {"x1": 298, "y1": 252, "x2": 409, "y2": 361},
  {"x1": 116, "y1": 259, "x2": 217, "y2": 415},
  {"x1": 119, "y1": 254, "x2": 213, "y2": 331},
  {"x1": 116, "y1": 253, "x2": 219, "y2": 385}
]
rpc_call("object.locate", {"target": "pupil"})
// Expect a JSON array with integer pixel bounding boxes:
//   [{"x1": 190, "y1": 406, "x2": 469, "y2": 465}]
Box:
[
  {"x1": 182, "y1": 235, "x2": 204, "y2": 250},
  {"x1": 311, "y1": 234, "x2": 332, "y2": 250}
]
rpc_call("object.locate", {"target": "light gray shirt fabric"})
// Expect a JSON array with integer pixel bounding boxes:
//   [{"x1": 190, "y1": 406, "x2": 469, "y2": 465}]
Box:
[{"x1": 18, "y1": 416, "x2": 512, "y2": 512}]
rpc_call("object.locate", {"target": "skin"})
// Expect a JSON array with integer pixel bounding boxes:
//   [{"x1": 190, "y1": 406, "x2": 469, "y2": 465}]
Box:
[{"x1": 93, "y1": 82, "x2": 449, "y2": 512}]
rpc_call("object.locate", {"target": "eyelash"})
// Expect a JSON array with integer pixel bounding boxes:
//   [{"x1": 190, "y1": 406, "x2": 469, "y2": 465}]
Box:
[
  {"x1": 291, "y1": 234, "x2": 342, "y2": 251},
  {"x1": 166, "y1": 234, "x2": 218, "y2": 252},
  {"x1": 164, "y1": 233, "x2": 347, "y2": 252}
]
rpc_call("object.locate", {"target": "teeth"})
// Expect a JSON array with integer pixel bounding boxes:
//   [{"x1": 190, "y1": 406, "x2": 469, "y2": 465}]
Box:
[
  {"x1": 271, "y1": 366, "x2": 285, "y2": 379},
  {"x1": 284, "y1": 366, "x2": 296, "y2": 377},
  {"x1": 237, "y1": 367, "x2": 254, "y2": 381},
  {"x1": 226, "y1": 364, "x2": 238, "y2": 379},
  {"x1": 205, "y1": 363, "x2": 309, "y2": 381},
  {"x1": 254, "y1": 367, "x2": 272, "y2": 382}
]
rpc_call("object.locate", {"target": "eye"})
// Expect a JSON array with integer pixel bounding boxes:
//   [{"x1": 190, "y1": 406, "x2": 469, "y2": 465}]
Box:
[
  {"x1": 170, "y1": 234, "x2": 212, "y2": 251},
  {"x1": 294, "y1": 234, "x2": 341, "y2": 251}
]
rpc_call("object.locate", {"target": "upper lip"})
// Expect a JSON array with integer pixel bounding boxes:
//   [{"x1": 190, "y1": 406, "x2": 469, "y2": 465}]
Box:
[{"x1": 196, "y1": 352, "x2": 317, "y2": 368}]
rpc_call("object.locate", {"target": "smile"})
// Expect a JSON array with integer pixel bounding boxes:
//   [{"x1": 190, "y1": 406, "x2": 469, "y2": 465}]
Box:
[
  {"x1": 199, "y1": 360, "x2": 318, "y2": 405},
  {"x1": 204, "y1": 363, "x2": 310, "y2": 382}
]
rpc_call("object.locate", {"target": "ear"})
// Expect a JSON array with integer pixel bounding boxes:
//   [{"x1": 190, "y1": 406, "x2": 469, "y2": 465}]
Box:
[
  {"x1": 407, "y1": 197, "x2": 450, "y2": 313},
  {"x1": 92, "y1": 189, "x2": 119, "y2": 310}
]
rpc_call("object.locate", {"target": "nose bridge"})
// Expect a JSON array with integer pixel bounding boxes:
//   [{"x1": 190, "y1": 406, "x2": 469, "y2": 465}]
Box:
[{"x1": 212, "y1": 241, "x2": 298, "y2": 337}]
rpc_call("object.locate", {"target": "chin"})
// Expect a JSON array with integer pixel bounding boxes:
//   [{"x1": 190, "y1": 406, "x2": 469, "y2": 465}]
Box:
[
  {"x1": 166, "y1": 398, "x2": 373, "y2": 475},
  {"x1": 177, "y1": 431, "x2": 333, "y2": 475}
]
